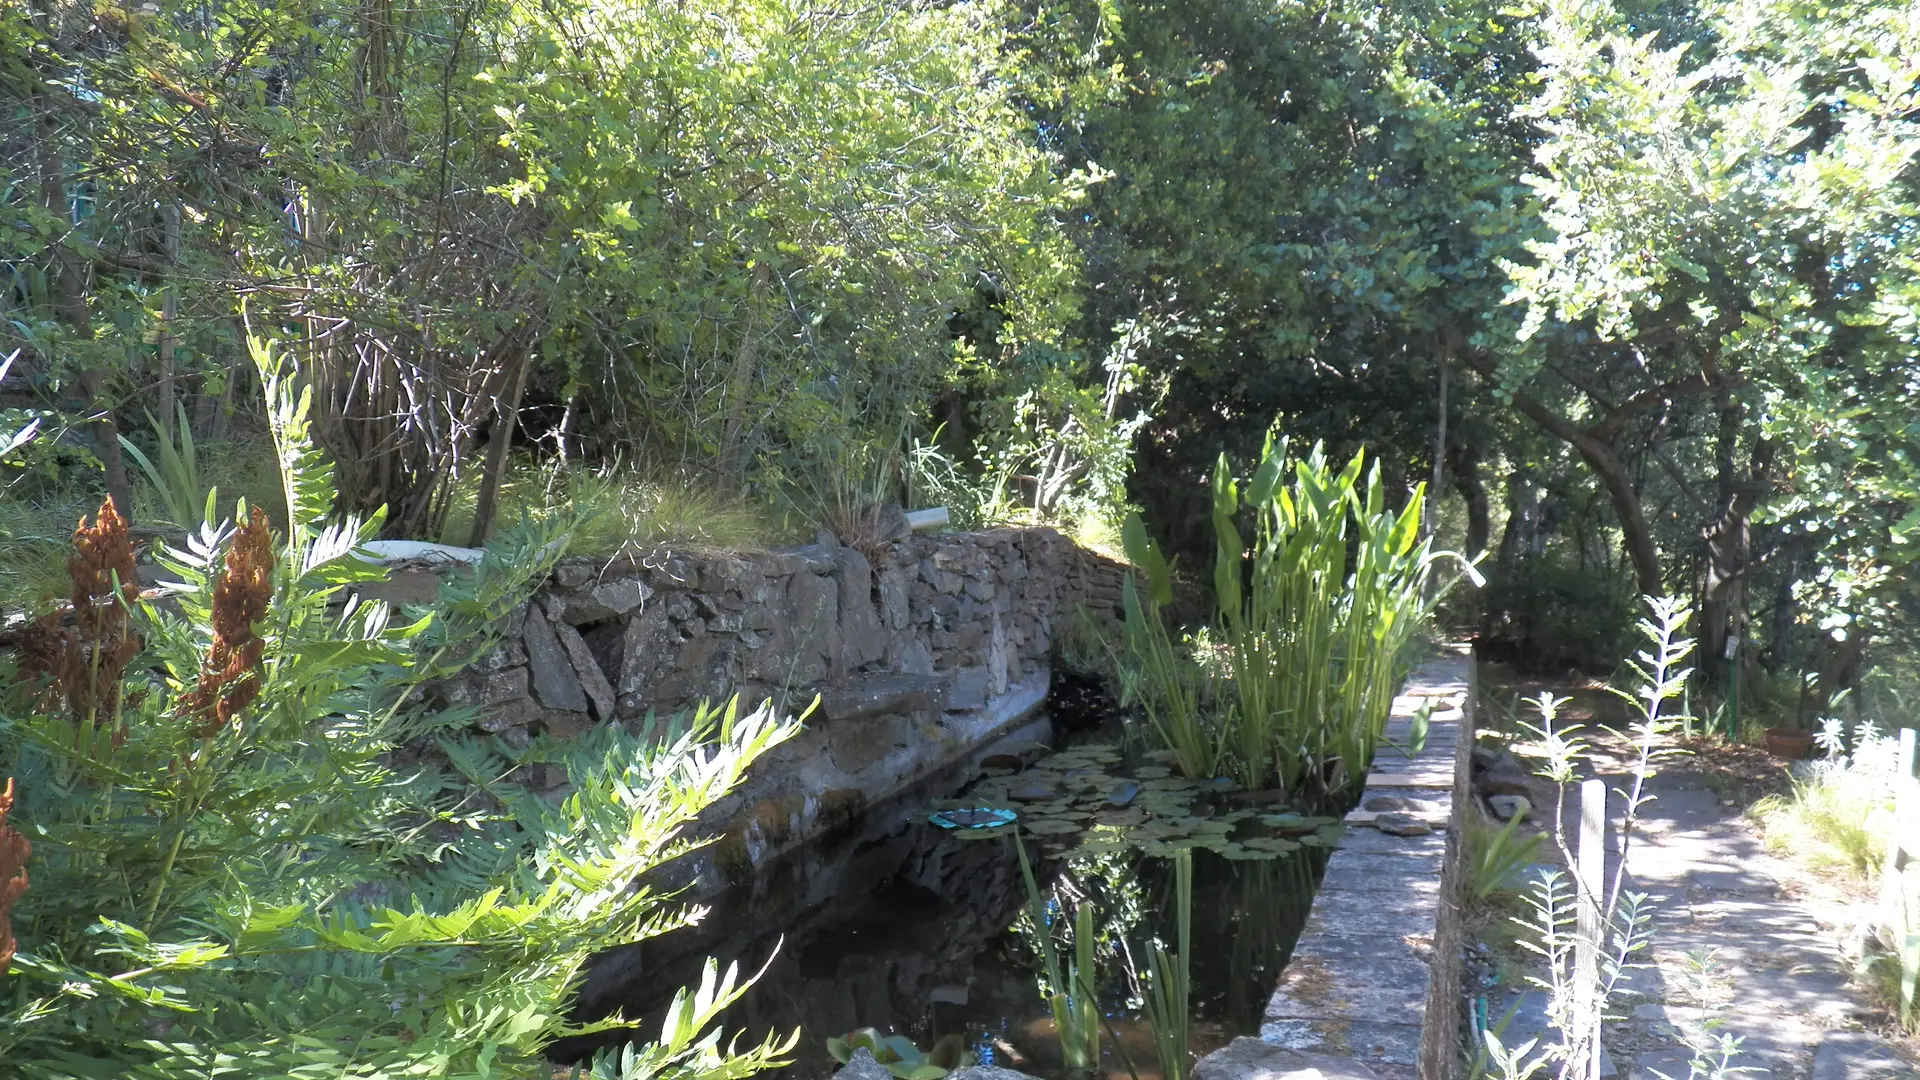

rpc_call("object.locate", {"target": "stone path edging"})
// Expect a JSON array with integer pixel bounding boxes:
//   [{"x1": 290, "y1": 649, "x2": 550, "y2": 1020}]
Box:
[{"x1": 1195, "y1": 652, "x2": 1476, "y2": 1080}]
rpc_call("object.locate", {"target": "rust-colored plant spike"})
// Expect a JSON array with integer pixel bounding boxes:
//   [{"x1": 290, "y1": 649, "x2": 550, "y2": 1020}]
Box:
[
  {"x1": 0, "y1": 778, "x2": 30, "y2": 974},
  {"x1": 53, "y1": 497, "x2": 143, "y2": 735},
  {"x1": 181, "y1": 506, "x2": 276, "y2": 737}
]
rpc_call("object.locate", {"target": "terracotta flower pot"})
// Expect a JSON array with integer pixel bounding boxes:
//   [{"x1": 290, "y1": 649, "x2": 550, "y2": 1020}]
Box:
[{"x1": 1765, "y1": 727, "x2": 1814, "y2": 760}]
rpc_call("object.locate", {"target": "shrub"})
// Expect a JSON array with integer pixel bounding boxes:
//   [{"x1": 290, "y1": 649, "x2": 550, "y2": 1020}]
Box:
[{"x1": 0, "y1": 336, "x2": 801, "y2": 1079}]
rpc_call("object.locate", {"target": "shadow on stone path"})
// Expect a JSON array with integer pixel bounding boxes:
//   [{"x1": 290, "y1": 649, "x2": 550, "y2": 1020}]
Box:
[{"x1": 1490, "y1": 739, "x2": 1915, "y2": 1080}]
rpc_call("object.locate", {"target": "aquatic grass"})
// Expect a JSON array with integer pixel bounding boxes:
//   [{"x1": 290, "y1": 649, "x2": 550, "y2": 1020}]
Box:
[
  {"x1": 1119, "y1": 576, "x2": 1220, "y2": 781},
  {"x1": 1013, "y1": 834, "x2": 1100, "y2": 1070},
  {"x1": 1466, "y1": 809, "x2": 1545, "y2": 902},
  {"x1": 1141, "y1": 848, "x2": 1194, "y2": 1080},
  {"x1": 1123, "y1": 432, "x2": 1479, "y2": 796}
]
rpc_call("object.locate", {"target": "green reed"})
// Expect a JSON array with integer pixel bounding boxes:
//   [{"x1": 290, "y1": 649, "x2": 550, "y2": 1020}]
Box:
[{"x1": 1123, "y1": 431, "x2": 1478, "y2": 797}]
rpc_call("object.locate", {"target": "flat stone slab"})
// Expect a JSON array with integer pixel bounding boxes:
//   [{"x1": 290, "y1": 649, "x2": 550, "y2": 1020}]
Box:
[
  {"x1": 1331, "y1": 827, "x2": 1447, "y2": 858},
  {"x1": 1359, "y1": 771, "x2": 1455, "y2": 789},
  {"x1": 1260, "y1": 1019, "x2": 1423, "y2": 1066},
  {"x1": 815, "y1": 672, "x2": 950, "y2": 721},
  {"x1": 1194, "y1": 1037, "x2": 1384, "y2": 1080},
  {"x1": 1315, "y1": 854, "x2": 1448, "y2": 895},
  {"x1": 1266, "y1": 954, "x2": 1432, "y2": 1020}
]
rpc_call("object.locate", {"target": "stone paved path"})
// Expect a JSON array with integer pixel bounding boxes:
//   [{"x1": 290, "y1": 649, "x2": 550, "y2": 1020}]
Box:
[{"x1": 1491, "y1": 745, "x2": 1915, "y2": 1079}]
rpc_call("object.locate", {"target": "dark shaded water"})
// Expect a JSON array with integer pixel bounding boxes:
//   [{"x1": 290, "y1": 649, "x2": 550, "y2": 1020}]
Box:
[{"x1": 564, "y1": 719, "x2": 1328, "y2": 1080}]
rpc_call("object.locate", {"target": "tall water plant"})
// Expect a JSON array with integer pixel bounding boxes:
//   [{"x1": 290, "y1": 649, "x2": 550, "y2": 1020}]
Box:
[
  {"x1": 1123, "y1": 433, "x2": 1478, "y2": 794},
  {"x1": 1141, "y1": 849, "x2": 1194, "y2": 1080},
  {"x1": 1014, "y1": 835, "x2": 1101, "y2": 1070}
]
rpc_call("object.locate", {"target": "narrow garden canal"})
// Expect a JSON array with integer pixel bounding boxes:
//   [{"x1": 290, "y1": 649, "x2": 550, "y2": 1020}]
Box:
[{"x1": 565, "y1": 711, "x2": 1340, "y2": 1080}]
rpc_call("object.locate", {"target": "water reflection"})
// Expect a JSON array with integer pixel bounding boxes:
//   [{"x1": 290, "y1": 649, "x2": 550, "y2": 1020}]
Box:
[{"x1": 559, "y1": 746, "x2": 1327, "y2": 1080}]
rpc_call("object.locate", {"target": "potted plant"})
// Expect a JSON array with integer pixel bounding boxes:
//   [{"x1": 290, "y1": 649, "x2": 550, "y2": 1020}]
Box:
[{"x1": 1764, "y1": 722, "x2": 1814, "y2": 760}]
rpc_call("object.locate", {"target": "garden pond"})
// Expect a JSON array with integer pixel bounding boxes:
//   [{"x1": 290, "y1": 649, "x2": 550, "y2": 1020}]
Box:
[{"x1": 557, "y1": 700, "x2": 1344, "y2": 1080}]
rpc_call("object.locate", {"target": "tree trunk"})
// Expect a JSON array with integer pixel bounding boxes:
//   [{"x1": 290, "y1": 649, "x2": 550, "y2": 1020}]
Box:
[
  {"x1": 1698, "y1": 394, "x2": 1767, "y2": 686},
  {"x1": 1465, "y1": 355, "x2": 1677, "y2": 597},
  {"x1": 467, "y1": 353, "x2": 534, "y2": 547},
  {"x1": 1427, "y1": 350, "x2": 1449, "y2": 539},
  {"x1": 1454, "y1": 450, "x2": 1489, "y2": 558},
  {"x1": 718, "y1": 264, "x2": 771, "y2": 490}
]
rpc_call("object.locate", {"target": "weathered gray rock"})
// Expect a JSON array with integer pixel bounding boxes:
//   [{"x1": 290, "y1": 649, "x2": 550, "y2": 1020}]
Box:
[
  {"x1": 787, "y1": 569, "x2": 839, "y2": 681},
  {"x1": 833, "y1": 1048, "x2": 894, "y2": 1080},
  {"x1": 1476, "y1": 753, "x2": 1534, "y2": 796},
  {"x1": 551, "y1": 619, "x2": 616, "y2": 721},
  {"x1": 1489, "y1": 794, "x2": 1531, "y2": 821},
  {"x1": 616, "y1": 608, "x2": 679, "y2": 698},
  {"x1": 444, "y1": 667, "x2": 530, "y2": 708},
  {"x1": 562, "y1": 577, "x2": 652, "y2": 623},
  {"x1": 523, "y1": 608, "x2": 589, "y2": 713},
  {"x1": 1195, "y1": 1037, "x2": 1383, "y2": 1080},
  {"x1": 946, "y1": 667, "x2": 991, "y2": 711},
  {"x1": 1373, "y1": 812, "x2": 1433, "y2": 837},
  {"x1": 835, "y1": 548, "x2": 889, "y2": 670}
]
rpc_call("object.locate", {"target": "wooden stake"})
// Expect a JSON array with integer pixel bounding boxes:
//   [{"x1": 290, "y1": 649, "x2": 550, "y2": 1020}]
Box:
[{"x1": 1577, "y1": 778, "x2": 1606, "y2": 1080}]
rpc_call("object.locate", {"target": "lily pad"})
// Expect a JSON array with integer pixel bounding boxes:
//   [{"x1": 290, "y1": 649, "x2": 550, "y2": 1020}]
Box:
[
  {"x1": 1242, "y1": 836, "x2": 1301, "y2": 853},
  {"x1": 1261, "y1": 813, "x2": 1336, "y2": 835},
  {"x1": 1022, "y1": 818, "x2": 1085, "y2": 836},
  {"x1": 1298, "y1": 823, "x2": 1347, "y2": 847},
  {"x1": 1132, "y1": 765, "x2": 1173, "y2": 780}
]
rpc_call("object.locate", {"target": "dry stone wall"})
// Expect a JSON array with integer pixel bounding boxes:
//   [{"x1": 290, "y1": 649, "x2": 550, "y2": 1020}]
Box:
[{"x1": 423, "y1": 526, "x2": 1127, "y2": 891}]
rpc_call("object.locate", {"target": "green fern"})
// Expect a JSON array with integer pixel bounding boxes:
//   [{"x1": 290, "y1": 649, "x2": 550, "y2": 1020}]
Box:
[{"x1": 0, "y1": 338, "x2": 803, "y2": 1079}]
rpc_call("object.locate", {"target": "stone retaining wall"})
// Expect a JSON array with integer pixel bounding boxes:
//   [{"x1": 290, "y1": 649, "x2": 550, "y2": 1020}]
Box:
[{"x1": 420, "y1": 526, "x2": 1127, "y2": 891}]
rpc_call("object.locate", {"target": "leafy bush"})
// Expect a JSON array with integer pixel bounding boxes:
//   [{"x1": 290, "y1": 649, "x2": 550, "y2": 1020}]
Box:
[
  {"x1": 1478, "y1": 555, "x2": 1638, "y2": 674},
  {"x1": 0, "y1": 338, "x2": 800, "y2": 1078}
]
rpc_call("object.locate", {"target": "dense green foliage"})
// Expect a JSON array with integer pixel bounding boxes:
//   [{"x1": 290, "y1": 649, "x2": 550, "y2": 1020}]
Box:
[
  {"x1": 4, "y1": 0, "x2": 1917, "y2": 718},
  {"x1": 0, "y1": 345, "x2": 801, "y2": 1077}
]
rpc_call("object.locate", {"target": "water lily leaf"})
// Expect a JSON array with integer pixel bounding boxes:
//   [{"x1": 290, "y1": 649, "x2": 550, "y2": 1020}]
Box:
[
  {"x1": 1261, "y1": 813, "x2": 1334, "y2": 835},
  {"x1": 1140, "y1": 777, "x2": 1197, "y2": 791},
  {"x1": 1219, "y1": 843, "x2": 1280, "y2": 861},
  {"x1": 1022, "y1": 818, "x2": 1085, "y2": 835},
  {"x1": 1094, "y1": 807, "x2": 1146, "y2": 827},
  {"x1": 1132, "y1": 766, "x2": 1173, "y2": 779},
  {"x1": 1298, "y1": 823, "x2": 1346, "y2": 847},
  {"x1": 1070, "y1": 839, "x2": 1128, "y2": 857},
  {"x1": 1242, "y1": 836, "x2": 1300, "y2": 853},
  {"x1": 1142, "y1": 748, "x2": 1180, "y2": 763},
  {"x1": 1192, "y1": 820, "x2": 1234, "y2": 837}
]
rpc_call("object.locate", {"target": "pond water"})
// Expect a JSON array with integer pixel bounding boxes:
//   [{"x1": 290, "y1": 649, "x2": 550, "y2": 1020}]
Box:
[{"x1": 561, "y1": 709, "x2": 1332, "y2": 1080}]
